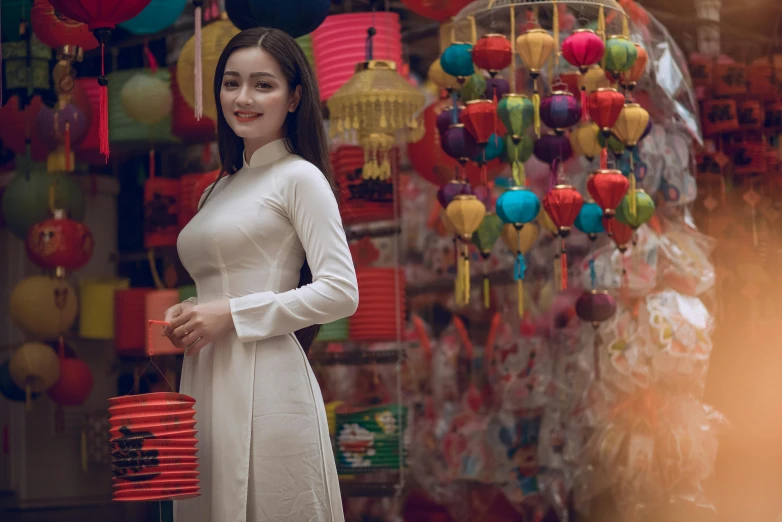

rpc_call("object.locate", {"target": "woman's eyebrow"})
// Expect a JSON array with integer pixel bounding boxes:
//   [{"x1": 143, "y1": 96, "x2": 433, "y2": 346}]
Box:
[{"x1": 224, "y1": 71, "x2": 277, "y2": 78}]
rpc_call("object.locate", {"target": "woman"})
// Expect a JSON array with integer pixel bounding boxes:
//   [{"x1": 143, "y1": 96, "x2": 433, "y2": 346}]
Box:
[{"x1": 163, "y1": 27, "x2": 357, "y2": 522}]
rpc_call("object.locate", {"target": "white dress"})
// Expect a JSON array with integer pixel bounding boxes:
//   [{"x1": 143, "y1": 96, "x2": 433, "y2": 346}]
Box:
[{"x1": 173, "y1": 138, "x2": 357, "y2": 522}]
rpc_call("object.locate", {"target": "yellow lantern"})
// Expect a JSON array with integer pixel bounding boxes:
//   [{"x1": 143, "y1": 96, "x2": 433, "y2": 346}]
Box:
[
  {"x1": 537, "y1": 207, "x2": 559, "y2": 238},
  {"x1": 501, "y1": 222, "x2": 539, "y2": 316},
  {"x1": 581, "y1": 65, "x2": 611, "y2": 92},
  {"x1": 79, "y1": 277, "x2": 131, "y2": 340},
  {"x1": 121, "y1": 72, "x2": 173, "y2": 125},
  {"x1": 570, "y1": 122, "x2": 603, "y2": 160},
  {"x1": 177, "y1": 17, "x2": 240, "y2": 121},
  {"x1": 515, "y1": 28, "x2": 555, "y2": 137},
  {"x1": 446, "y1": 194, "x2": 486, "y2": 305},
  {"x1": 428, "y1": 59, "x2": 461, "y2": 92},
  {"x1": 329, "y1": 60, "x2": 426, "y2": 180},
  {"x1": 10, "y1": 342, "x2": 60, "y2": 409},
  {"x1": 612, "y1": 103, "x2": 649, "y2": 215},
  {"x1": 10, "y1": 276, "x2": 78, "y2": 340}
]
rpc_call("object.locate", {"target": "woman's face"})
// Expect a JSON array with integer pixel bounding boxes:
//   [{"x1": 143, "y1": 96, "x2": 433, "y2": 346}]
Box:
[{"x1": 219, "y1": 46, "x2": 301, "y2": 146}]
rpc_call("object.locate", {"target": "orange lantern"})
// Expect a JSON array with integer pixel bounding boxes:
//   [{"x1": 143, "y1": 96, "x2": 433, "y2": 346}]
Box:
[
  {"x1": 26, "y1": 209, "x2": 94, "y2": 274},
  {"x1": 701, "y1": 99, "x2": 739, "y2": 136}
]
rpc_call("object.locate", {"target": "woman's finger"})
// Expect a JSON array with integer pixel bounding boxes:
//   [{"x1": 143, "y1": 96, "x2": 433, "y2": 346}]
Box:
[
  {"x1": 168, "y1": 309, "x2": 193, "y2": 331},
  {"x1": 180, "y1": 327, "x2": 201, "y2": 347},
  {"x1": 185, "y1": 336, "x2": 209, "y2": 357},
  {"x1": 174, "y1": 321, "x2": 197, "y2": 341}
]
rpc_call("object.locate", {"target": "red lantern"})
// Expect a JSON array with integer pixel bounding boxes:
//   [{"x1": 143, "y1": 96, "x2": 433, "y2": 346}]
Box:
[
  {"x1": 701, "y1": 98, "x2": 739, "y2": 136},
  {"x1": 332, "y1": 146, "x2": 400, "y2": 225},
  {"x1": 542, "y1": 185, "x2": 584, "y2": 290},
  {"x1": 737, "y1": 99, "x2": 764, "y2": 130},
  {"x1": 747, "y1": 63, "x2": 776, "y2": 98},
  {"x1": 350, "y1": 268, "x2": 406, "y2": 342},
  {"x1": 400, "y1": 0, "x2": 471, "y2": 21},
  {"x1": 48, "y1": 0, "x2": 155, "y2": 160},
  {"x1": 461, "y1": 100, "x2": 496, "y2": 146},
  {"x1": 144, "y1": 176, "x2": 181, "y2": 248},
  {"x1": 26, "y1": 210, "x2": 94, "y2": 272},
  {"x1": 472, "y1": 34, "x2": 512, "y2": 76},
  {"x1": 31, "y1": 0, "x2": 98, "y2": 50},
  {"x1": 713, "y1": 61, "x2": 746, "y2": 97},
  {"x1": 179, "y1": 170, "x2": 218, "y2": 229},
  {"x1": 603, "y1": 217, "x2": 633, "y2": 252},
  {"x1": 586, "y1": 169, "x2": 629, "y2": 218},
  {"x1": 561, "y1": 29, "x2": 605, "y2": 73},
  {"x1": 0, "y1": 96, "x2": 49, "y2": 161},
  {"x1": 46, "y1": 348, "x2": 93, "y2": 406},
  {"x1": 588, "y1": 88, "x2": 625, "y2": 133}
]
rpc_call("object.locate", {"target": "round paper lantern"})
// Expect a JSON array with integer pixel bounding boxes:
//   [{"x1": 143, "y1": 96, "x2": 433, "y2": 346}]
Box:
[
  {"x1": 588, "y1": 88, "x2": 626, "y2": 134},
  {"x1": 31, "y1": 0, "x2": 99, "y2": 50},
  {"x1": 121, "y1": 72, "x2": 173, "y2": 125},
  {"x1": 570, "y1": 122, "x2": 602, "y2": 160},
  {"x1": 496, "y1": 187, "x2": 540, "y2": 226},
  {"x1": 621, "y1": 43, "x2": 648, "y2": 89},
  {"x1": 561, "y1": 29, "x2": 605, "y2": 73},
  {"x1": 36, "y1": 103, "x2": 89, "y2": 150},
  {"x1": 574, "y1": 202, "x2": 605, "y2": 240},
  {"x1": 46, "y1": 355, "x2": 93, "y2": 406},
  {"x1": 603, "y1": 217, "x2": 633, "y2": 252},
  {"x1": 400, "y1": 0, "x2": 470, "y2": 21},
  {"x1": 9, "y1": 276, "x2": 78, "y2": 340},
  {"x1": 533, "y1": 132, "x2": 573, "y2": 165},
  {"x1": 428, "y1": 59, "x2": 461, "y2": 92},
  {"x1": 26, "y1": 210, "x2": 94, "y2": 272},
  {"x1": 497, "y1": 94, "x2": 534, "y2": 139},
  {"x1": 169, "y1": 65, "x2": 216, "y2": 143},
  {"x1": 604, "y1": 36, "x2": 638, "y2": 75},
  {"x1": 109, "y1": 69, "x2": 177, "y2": 143},
  {"x1": 473, "y1": 34, "x2": 512, "y2": 76},
  {"x1": 0, "y1": 96, "x2": 49, "y2": 161},
  {"x1": 119, "y1": 0, "x2": 186, "y2": 34},
  {"x1": 225, "y1": 0, "x2": 329, "y2": 36},
  {"x1": 615, "y1": 190, "x2": 655, "y2": 229},
  {"x1": 1, "y1": 166, "x2": 86, "y2": 239},
  {"x1": 587, "y1": 169, "x2": 629, "y2": 218},
  {"x1": 539, "y1": 91, "x2": 581, "y2": 134},
  {"x1": 9, "y1": 342, "x2": 60, "y2": 401},
  {"x1": 575, "y1": 289, "x2": 617, "y2": 326},
  {"x1": 177, "y1": 18, "x2": 240, "y2": 122},
  {"x1": 612, "y1": 103, "x2": 649, "y2": 148},
  {"x1": 441, "y1": 42, "x2": 474, "y2": 79},
  {"x1": 0, "y1": 360, "x2": 41, "y2": 402},
  {"x1": 442, "y1": 124, "x2": 479, "y2": 164}
]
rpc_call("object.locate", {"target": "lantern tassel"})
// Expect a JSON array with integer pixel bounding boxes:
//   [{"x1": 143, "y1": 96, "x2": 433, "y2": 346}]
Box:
[
  {"x1": 581, "y1": 87, "x2": 588, "y2": 121},
  {"x1": 600, "y1": 147, "x2": 608, "y2": 169},
  {"x1": 194, "y1": 3, "x2": 204, "y2": 120},
  {"x1": 533, "y1": 89, "x2": 541, "y2": 138},
  {"x1": 553, "y1": 0, "x2": 559, "y2": 69},
  {"x1": 598, "y1": 6, "x2": 607, "y2": 69},
  {"x1": 64, "y1": 122, "x2": 71, "y2": 172},
  {"x1": 99, "y1": 43, "x2": 109, "y2": 161},
  {"x1": 484, "y1": 276, "x2": 490, "y2": 309},
  {"x1": 463, "y1": 245, "x2": 471, "y2": 304},
  {"x1": 453, "y1": 238, "x2": 462, "y2": 304},
  {"x1": 81, "y1": 430, "x2": 88, "y2": 472},
  {"x1": 629, "y1": 155, "x2": 637, "y2": 216},
  {"x1": 514, "y1": 248, "x2": 526, "y2": 317},
  {"x1": 560, "y1": 240, "x2": 568, "y2": 290}
]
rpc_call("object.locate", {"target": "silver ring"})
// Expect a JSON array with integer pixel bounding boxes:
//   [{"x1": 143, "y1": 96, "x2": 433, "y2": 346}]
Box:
[{"x1": 183, "y1": 328, "x2": 189, "y2": 335}]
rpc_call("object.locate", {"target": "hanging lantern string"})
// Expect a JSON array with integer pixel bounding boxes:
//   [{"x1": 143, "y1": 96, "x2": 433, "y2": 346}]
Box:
[
  {"x1": 629, "y1": 153, "x2": 637, "y2": 216},
  {"x1": 194, "y1": 0, "x2": 204, "y2": 120},
  {"x1": 598, "y1": 6, "x2": 607, "y2": 69},
  {"x1": 143, "y1": 38, "x2": 158, "y2": 74},
  {"x1": 121, "y1": 319, "x2": 177, "y2": 396},
  {"x1": 509, "y1": 6, "x2": 516, "y2": 93},
  {"x1": 365, "y1": 26, "x2": 376, "y2": 61},
  {"x1": 589, "y1": 258, "x2": 597, "y2": 289},
  {"x1": 98, "y1": 39, "x2": 109, "y2": 161},
  {"x1": 390, "y1": 142, "x2": 405, "y2": 496},
  {"x1": 560, "y1": 238, "x2": 568, "y2": 289},
  {"x1": 515, "y1": 229, "x2": 526, "y2": 317}
]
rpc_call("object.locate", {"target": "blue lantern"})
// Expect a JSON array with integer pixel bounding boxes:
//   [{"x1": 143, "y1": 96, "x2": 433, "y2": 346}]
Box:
[
  {"x1": 574, "y1": 202, "x2": 605, "y2": 240},
  {"x1": 474, "y1": 133, "x2": 506, "y2": 163},
  {"x1": 440, "y1": 43, "x2": 475, "y2": 79},
  {"x1": 496, "y1": 187, "x2": 540, "y2": 226},
  {"x1": 119, "y1": 0, "x2": 188, "y2": 35}
]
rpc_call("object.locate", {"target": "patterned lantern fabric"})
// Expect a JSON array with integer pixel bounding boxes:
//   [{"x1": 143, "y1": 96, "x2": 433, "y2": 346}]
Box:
[
  {"x1": 109, "y1": 392, "x2": 200, "y2": 502},
  {"x1": 334, "y1": 403, "x2": 408, "y2": 474},
  {"x1": 332, "y1": 146, "x2": 399, "y2": 225}
]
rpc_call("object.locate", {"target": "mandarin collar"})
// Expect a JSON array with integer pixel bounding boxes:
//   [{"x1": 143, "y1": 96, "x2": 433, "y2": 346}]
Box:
[{"x1": 243, "y1": 138, "x2": 292, "y2": 169}]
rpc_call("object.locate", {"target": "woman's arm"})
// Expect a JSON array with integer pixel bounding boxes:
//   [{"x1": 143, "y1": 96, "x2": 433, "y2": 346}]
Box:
[{"x1": 228, "y1": 163, "x2": 358, "y2": 343}]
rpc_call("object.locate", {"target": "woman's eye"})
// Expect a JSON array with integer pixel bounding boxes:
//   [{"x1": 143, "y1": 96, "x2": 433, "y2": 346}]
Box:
[
  {"x1": 223, "y1": 80, "x2": 238, "y2": 88},
  {"x1": 256, "y1": 82, "x2": 272, "y2": 89}
]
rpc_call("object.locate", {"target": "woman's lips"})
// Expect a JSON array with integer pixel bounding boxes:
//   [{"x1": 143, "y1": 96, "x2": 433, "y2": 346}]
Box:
[{"x1": 234, "y1": 111, "x2": 262, "y2": 123}]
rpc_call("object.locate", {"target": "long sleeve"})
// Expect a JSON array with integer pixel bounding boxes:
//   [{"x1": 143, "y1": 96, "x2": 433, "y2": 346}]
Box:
[{"x1": 228, "y1": 162, "x2": 358, "y2": 343}]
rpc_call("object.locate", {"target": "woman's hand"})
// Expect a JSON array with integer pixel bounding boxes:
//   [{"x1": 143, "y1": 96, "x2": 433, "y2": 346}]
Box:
[
  {"x1": 166, "y1": 299, "x2": 234, "y2": 356},
  {"x1": 162, "y1": 301, "x2": 195, "y2": 349}
]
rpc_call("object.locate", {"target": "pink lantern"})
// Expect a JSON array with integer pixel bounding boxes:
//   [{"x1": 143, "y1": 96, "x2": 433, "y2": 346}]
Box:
[{"x1": 311, "y1": 13, "x2": 403, "y2": 101}]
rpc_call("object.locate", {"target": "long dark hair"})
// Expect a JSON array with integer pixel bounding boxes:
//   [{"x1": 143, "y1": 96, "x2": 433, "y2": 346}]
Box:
[{"x1": 204, "y1": 27, "x2": 338, "y2": 351}]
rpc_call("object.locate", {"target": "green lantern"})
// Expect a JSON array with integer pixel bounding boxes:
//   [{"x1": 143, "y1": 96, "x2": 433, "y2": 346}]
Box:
[
  {"x1": 504, "y1": 134, "x2": 533, "y2": 186},
  {"x1": 316, "y1": 318, "x2": 348, "y2": 342},
  {"x1": 1, "y1": 165, "x2": 85, "y2": 239},
  {"x1": 460, "y1": 73, "x2": 487, "y2": 102},
  {"x1": 615, "y1": 189, "x2": 655, "y2": 229},
  {"x1": 295, "y1": 34, "x2": 315, "y2": 70},
  {"x1": 604, "y1": 36, "x2": 638, "y2": 75},
  {"x1": 471, "y1": 212, "x2": 504, "y2": 309},
  {"x1": 498, "y1": 94, "x2": 534, "y2": 140},
  {"x1": 108, "y1": 69, "x2": 178, "y2": 144},
  {"x1": 2, "y1": 34, "x2": 53, "y2": 108},
  {"x1": 597, "y1": 131, "x2": 626, "y2": 155}
]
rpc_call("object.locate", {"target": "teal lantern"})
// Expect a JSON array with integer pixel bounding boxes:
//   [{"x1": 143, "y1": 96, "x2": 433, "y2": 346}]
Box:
[
  {"x1": 475, "y1": 133, "x2": 505, "y2": 163},
  {"x1": 615, "y1": 189, "x2": 655, "y2": 229},
  {"x1": 460, "y1": 73, "x2": 487, "y2": 102},
  {"x1": 574, "y1": 202, "x2": 605, "y2": 240},
  {"x1": 504, "y1": 134, "x2": 533, "y2": 186},
  {"x1": 440, "y1": 42, "x2": 474, "y2": 80},
  {"x1": 1, "y1": 165, "x2": 86, "y2": 239},
  {"x1": 498, "y1": 94, "x2": 534, "y2": 140},
  {"x1": 119, "y1": 0, "x2": 188, "y2": 35},
  {"x1": 604, "y1": 36, "x2": 638, "y2": 76},
  {"x1": 471, "y1": 212, "x2": 504, "y2": 308}
]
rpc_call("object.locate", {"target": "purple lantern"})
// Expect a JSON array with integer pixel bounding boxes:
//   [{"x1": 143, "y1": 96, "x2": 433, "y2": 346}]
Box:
[
  {"x1": 539, "y1": 91, "x2": 581, "y2": 134},
  {"x1": 437, "y1": 104, "x2": 463, "y2": 135},
  {"x1": 533, "y1": 132, "x2": 573, "y2": 165},
  {"x1": 35, "y1": 103, "x2": 89, "y2": 150},
  {"x1": 485, "y1": 78, "x2": 510, "y2": 100},
  {"x1": 640, "y1": 119, "x2": 653, "y2": 141},
  {"x1": 575, "y1": 290, "x2": 617, "y2": 327},
  {"x1": 442, "y1": 123, "x2": 479, "y2": 165},
  {"x1": 472, "y1": 183, "x2": 492, "y2": 208},
  {"x1": 437, "y1": 180, "x2": 473, "y2": 208}
]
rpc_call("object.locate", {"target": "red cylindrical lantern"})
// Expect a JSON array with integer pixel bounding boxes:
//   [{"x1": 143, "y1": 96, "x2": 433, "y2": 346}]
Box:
[
  {"x1": 114, "y1": 289, "x2": 151, "y2": 355},
  {"x1": 333, "y1": 146, "x2": 400, "y2": 225},
  {"x1": 701, "y1": 98, "x2": 739, "y2": 136},
  {"x1": 31, "y1": 0, "x2": 99, "y2": 50},
  {"x1": 561, "y1": 29, "x2": 605, "y2": 73},
  {"x1": 747, "y1": 63, "x2": 775, "y2": 98},
  {"x1": 472, "y1": 34, "x2": 512, "y2": 76},
  {"x1": 586, "y1": 169, "x2": 629, "y2": 218},
  {"x1": 144, "y1": 177, "x2": 181, "y2": 248},
  {"x1": 737, "y1": 99, "x2": 764, "y2": 130},
  {"x1": 26, "y1": 209, "x2": 94, "y2": 272},
  {"x1": 349, "y1": 268, "x2": 406, "y2": 342},
  {"x1": 542, "y1": 185, "x2": 584, "y2": 289},
  {"x1": 0, "y1": 96, "x2": 49, "y2": 162},
  {"x1": 588, "y1": 88, "x2": 625, "y2": 133}
]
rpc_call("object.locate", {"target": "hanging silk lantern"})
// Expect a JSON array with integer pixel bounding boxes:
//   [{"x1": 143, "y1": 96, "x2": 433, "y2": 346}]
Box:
[
  {"x1": 620, "y1": 43, "x2": 648, "y2": 90},
  {"x1": 570, "y1": 122, "x2": 602, "y2": 160},
  {"x1": 516, "y1": 29, "x2": 555, "y2": 137},
  {"x1": 31, "y1": 0, "x2": 99, "y2": 50},
  {"x1": 471, "y1": 212, "x2": 504, "y2": 308},
  {"x1": 460, "y1": 74, "x2": 488, "y2": 102},
  {"x1": 537, "y1": 207, "x2": 559, "y2": 238},
  {"x1": 461, "y1": 100, "x2": 496, "y2": 148},
  {"x1": 574, "y1": 202, "x2": 605, "y2": 240},
  {"x1": 604, "y1": 36, "x2": 638, "y2": 76},
  {"x1": 504, "y1": 134, "x2": 533, "y2": 186},
  {"x1": 603, "y1": 217, "x2": 634, "y2": 252},
  {"x1": 35, "y1": 102, "x2": 89, "y2": 173},
  {"x1": 48, "y1": 0, "x2": 157, "y2": 159},
  {"x1": 587, "y1": 169, "x2": 629, "y2": 218},
  {"x1": 9, "y1": 342, "x2": 60, "y2": 409},
  {"x1": 26, "y1": 209, "x2": 94, "y2": 274},
  {"x1": 561, "y1": 29, "x2": 605, "y2": 73},
  {"x1": 539, "y1": 91, "x2": 581, "y2": 134},
  {"x1": 428, "y1": 59, "x2": 461, "y2": 92},
  {"x1": 437, "y1": 179, "x2": 472, "y2": 209},
  {"x1": 400, "y1": 0, "x2": 470, "y2": 21},
  {"x1": 437, "y1": 104, "x2": 464, "y2": 135},
  {"x1": 533, "y1": 133, "x2": 573, "y2": 165},
  {"x1": 497, "y1": 94, "x2": 534, "y2": 140},
  {"x1": 582, "y1": 65, "x2": 611, "y2": 92},
  {"x1": 442, "y1": 124, "x2": 479, "y2": 165},
  {"x1": 589, "y1": 88, "x2": 625, "y2": 135},
  {"x1": 119, "y1": 0, "x2": 187, "y2": 35},
  {"x1": 225, "y1": 0, "x2": 329, "y2": 36},
  {"x1": 441, "y1": 42, "x2": 474, "y2": 81},
  {"x1": 446, "y1": 195, "x2": 486, "y2": 305},
  {"x1": 177, "y1": 17, "x2": 240, "y2": 121},
  {"x1": 120, "y1": 72, "x2": 173, "y2": 125},
  {"x1": 576, "y1": 290, "x2": 616, "y2": 326},
  {"x1": 475, "y1": 133, "x2": 505, "y2": 163},
  {"x1": 613, "y1": 103, "x2": 649, "y2": 149},
  {"x1": 615, "y1": 190, "x2": 655, "y2": 229},
  {"x1": 485, "y1": 77, "x2": 510, "y2": 100},
  {"x1": 542, "y1": 185, "x2": 584, "y2": 289},
  {"x1": 473, "y1": 34, "x2": 512, "y2": 76}
]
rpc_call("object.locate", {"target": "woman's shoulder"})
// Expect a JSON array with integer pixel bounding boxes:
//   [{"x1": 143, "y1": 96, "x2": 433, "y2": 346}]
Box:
[{"x1": 276, "y1": 155, "x2": 331, "y2": 191}]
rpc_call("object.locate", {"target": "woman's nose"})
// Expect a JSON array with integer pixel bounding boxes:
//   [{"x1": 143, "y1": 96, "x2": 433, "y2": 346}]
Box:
[{"x1": 236, "y1": 86, "x2": 253, "y2": 107}]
